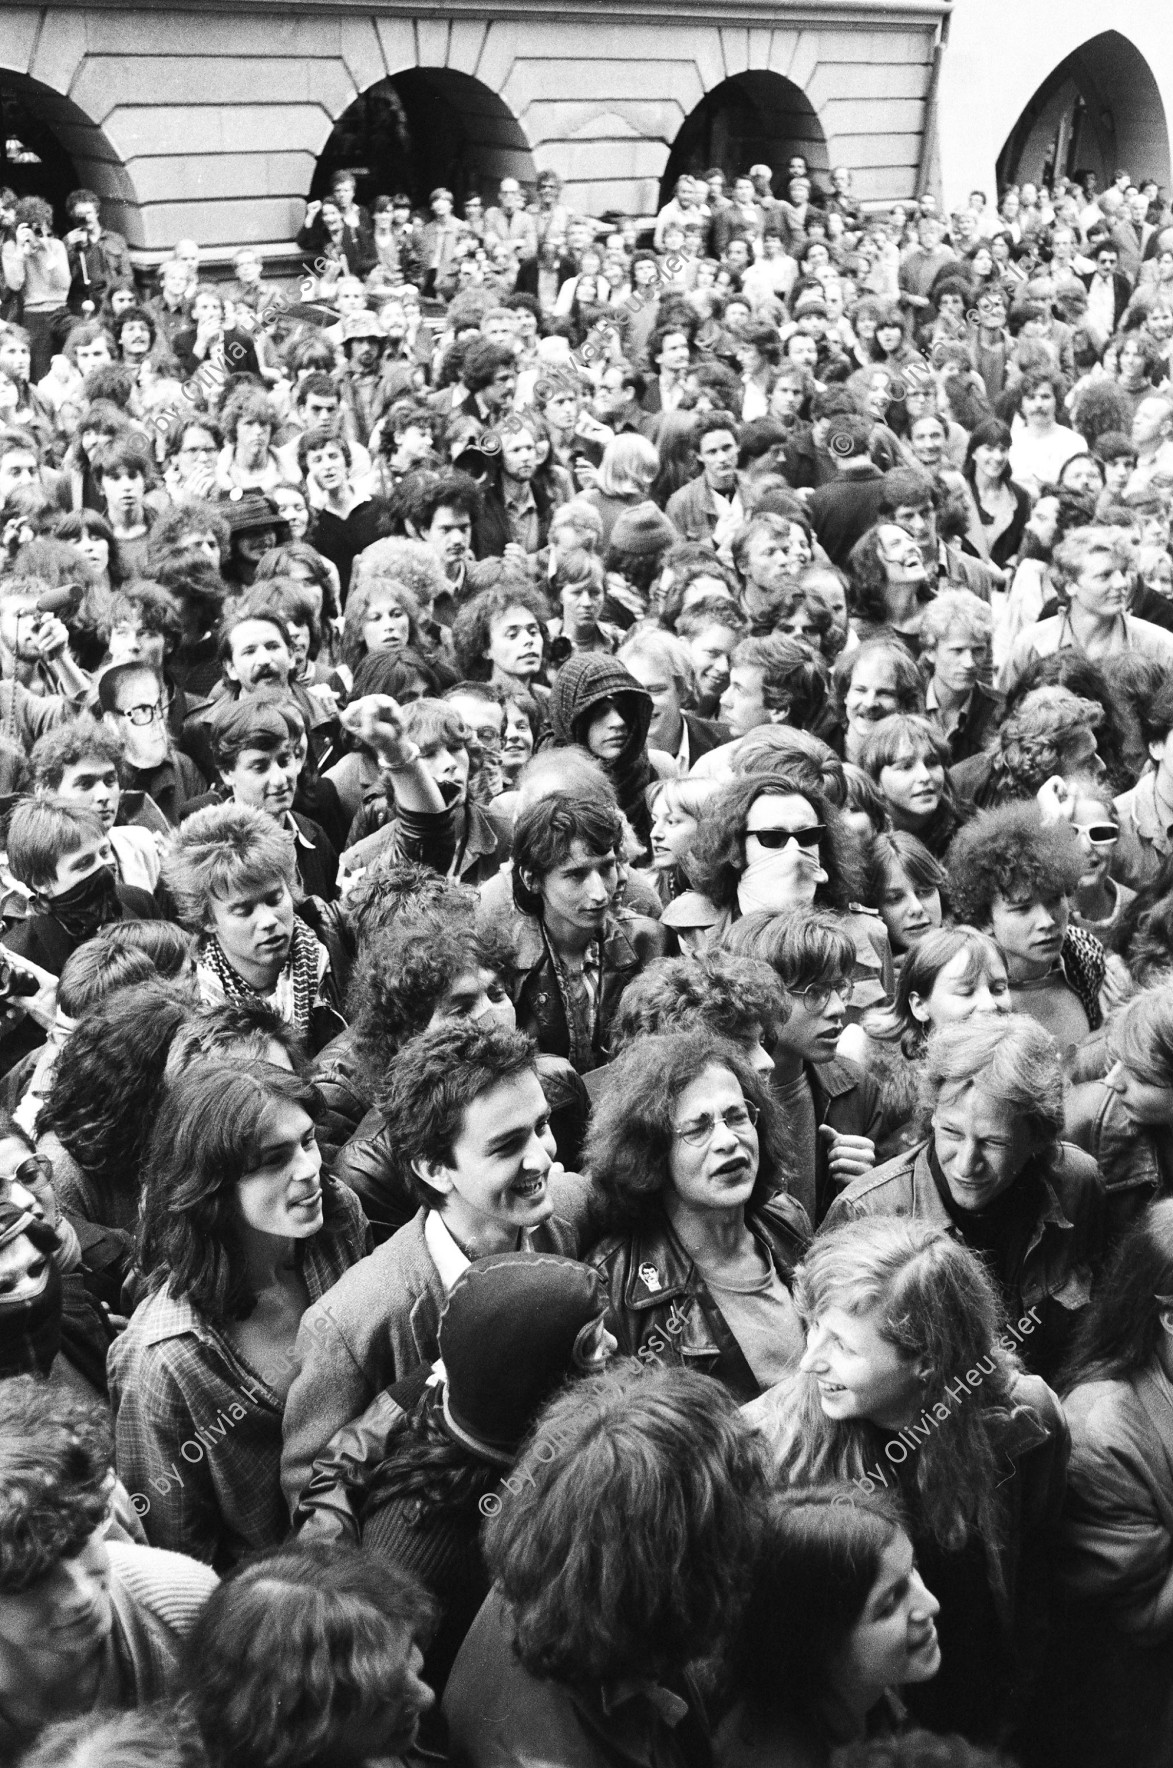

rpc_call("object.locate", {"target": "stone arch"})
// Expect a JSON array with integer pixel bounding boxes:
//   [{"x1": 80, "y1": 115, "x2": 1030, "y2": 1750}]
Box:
[
  {"x1": 659, "y1": 72, "x2": 828, "y2": 209},
  {"x1": 0, "y1": 69, "x2": 139, "y2": 242},
  {"x1": 997, "y1": 30, "x2": 1170, "y2": 194},
  {"x1": 311, "y1": 69, "x2": 536, "y2": 212}
]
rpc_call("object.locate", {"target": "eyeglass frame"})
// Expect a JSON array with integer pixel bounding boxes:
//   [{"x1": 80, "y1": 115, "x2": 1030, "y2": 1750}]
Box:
[
  {"x1": 796, "y1": 976, "x2": 855, "y2": 1013},
  {"x1": 672, "y1": 1099, "x2": 761, "y2": 1147},
  {"x1": 111, "y1": 699, "x2": 167, "y2": 727},
  {"x1": 1073, "y1": 821, "x2": 1118, "y2": 847}
]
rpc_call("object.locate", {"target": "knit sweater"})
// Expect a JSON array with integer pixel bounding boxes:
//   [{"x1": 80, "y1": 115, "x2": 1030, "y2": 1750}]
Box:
[{"x1": 0, "y1": 1541, "x2": 216, "y2": 1757}]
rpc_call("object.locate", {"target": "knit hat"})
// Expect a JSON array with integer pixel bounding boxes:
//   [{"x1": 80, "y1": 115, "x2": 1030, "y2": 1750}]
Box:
[
  {"x1": 609, "y1": 500, "x2": 677, "y2": 558},
  {"x1": 439, "y1": 1252, "x2": 605, "y2": 1462},
  {"x1": 792, "y1": 289, "x2": 827, "y2": 318},
  {"x1": 222, "y1": 489, "x2": 291, "y2": 542}
]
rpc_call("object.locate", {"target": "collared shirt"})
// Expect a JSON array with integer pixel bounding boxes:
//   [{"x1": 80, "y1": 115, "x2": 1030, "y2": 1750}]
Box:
[
  {"x1": 1002, "y1": 609, "x2": 1173, "y2": 694},
  {"x1": 423, "y1": 1208, "x2": 472, "y2": 1293},
  {"x1": 924, "y1": 676, "x2": 970, "y2": 742},
  {"x1": 504, "y1": 478, "x2": 540, "y2": 554},
  {"x1": 1085, "y1": 272, "x2": 1117, "y2": 339}
]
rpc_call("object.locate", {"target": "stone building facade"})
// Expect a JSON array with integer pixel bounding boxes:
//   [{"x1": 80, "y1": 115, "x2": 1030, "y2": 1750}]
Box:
[{"x1": 0, "y1": 1, "x2": 1168, "y2": 276}]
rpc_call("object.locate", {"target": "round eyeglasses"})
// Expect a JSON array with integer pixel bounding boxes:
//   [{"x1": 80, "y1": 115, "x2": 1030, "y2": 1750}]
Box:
[
  {"x1": 800, "y1": 978, "x2": 854, "y2": 1013},
  {"x1": 672, "y1": 1100, "x2": 760, "y2": 1147}
]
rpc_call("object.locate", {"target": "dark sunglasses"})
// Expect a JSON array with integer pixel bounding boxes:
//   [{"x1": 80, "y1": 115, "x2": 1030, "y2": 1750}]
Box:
[
  {"x1": 748, "y1": 823, "x2": 825, "y2": 851},
  {"x1": 1075, "y1": 823, "x2": 1118, "y2": 846}
]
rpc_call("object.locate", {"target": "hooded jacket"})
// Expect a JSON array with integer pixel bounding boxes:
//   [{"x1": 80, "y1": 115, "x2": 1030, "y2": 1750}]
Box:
[{"x1": 545, "y1": 654, "x2": 655, "y2": 850}]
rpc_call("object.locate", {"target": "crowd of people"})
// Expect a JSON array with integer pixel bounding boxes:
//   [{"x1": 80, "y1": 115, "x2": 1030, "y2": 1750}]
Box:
[{"x1": 0, "y1": 145, "x2": 1172, "y2": 1768}]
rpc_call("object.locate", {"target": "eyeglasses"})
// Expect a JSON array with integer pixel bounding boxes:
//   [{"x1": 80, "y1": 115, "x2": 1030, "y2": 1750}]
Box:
[
  {"x1": 113, "y1": 702, "x2": 165, "y2": 727},
  {"x1": 747, "y1": 823, "x2": 825, "y2": 851},
  {"x1": 673, "y1": 1100, "x2": 760, "y2": 1146},
  {"x1": 800, "y1": 978, "x2": 854, "y2": 1012},
  {"x1": 1074, "y1": 823, "x2": 1118, "y2": 847},
  {"x1": 4, "y1": 1155, "x2": 53, "y2": 1192}
]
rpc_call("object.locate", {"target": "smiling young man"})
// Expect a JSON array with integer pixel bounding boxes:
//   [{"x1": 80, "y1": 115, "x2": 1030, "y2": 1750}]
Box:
[
  {"x1": 0, "y1": 1379, "x2": 216, "y2": 1759},
  {"x1": 1002, "y1": 525, "x2": 1173, "y2": 692},
  {"x1": 186, "y1": 597, "x2": 337, "y2": 784},
  {"x1": 300, "y1": 424, "x2": 381, "y2": 601},
  {"x1": 281, "y1": 1019, "x2": 580, "y2": 1512},
  {"x1": 823, "y1": 1014, "x2": 1104, "y2": 1381}
]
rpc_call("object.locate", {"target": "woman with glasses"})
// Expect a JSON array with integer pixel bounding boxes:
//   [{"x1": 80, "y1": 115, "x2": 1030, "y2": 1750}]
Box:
[
  {"x1": 1058, "y1": 779, "x2": 1135, "y2": 953},
  {"x1": 584, "y1": 1027, "x2": 811, "y2": 1402},
  {"x1": 1066, "y1": 988, "x2": 1173, "y2": 1245}
]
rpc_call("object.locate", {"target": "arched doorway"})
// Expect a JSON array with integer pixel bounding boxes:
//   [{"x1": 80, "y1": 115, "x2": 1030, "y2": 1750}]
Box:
[
  {"x1": 312, "y1": 71, "x2": 535, "y2": 211},
  {"x1": 0, "y1": 70, "x2": 138, "y2": 241},
  {"x1": 997, "y1": 30, "x2": 1171, "y2": 194},
  {"x1": 660, "y1": 72, "x2": 828, "y2": 207},
  {"x1": 0, "y1": 80, "x2": 79, "y2": 218}
]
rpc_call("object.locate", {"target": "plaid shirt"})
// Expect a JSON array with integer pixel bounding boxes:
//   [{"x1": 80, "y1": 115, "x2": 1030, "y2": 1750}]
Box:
[{"x1": 108, "y1": 1181, "x2": 369, "y2": 1571}]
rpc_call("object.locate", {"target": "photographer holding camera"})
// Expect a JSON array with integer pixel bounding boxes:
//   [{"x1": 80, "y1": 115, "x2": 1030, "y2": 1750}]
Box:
[
  {"x1": 63, "y1": 189, "x2": 133, "y2": 320},
  {"x1": 0, "y1": 200, "x2": 70, "y2": 381}
]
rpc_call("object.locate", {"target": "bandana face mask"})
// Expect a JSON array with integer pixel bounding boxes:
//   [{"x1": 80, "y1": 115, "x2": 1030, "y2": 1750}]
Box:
[
  {"x1": 43, "y1": 864, "x2": 120, "y2": 939},
  {"x1": 737, "y1": 840, "x2": 828, "y2": 916}
]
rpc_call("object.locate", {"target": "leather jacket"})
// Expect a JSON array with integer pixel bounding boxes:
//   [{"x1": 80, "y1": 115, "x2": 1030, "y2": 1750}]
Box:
[
  {"x1": 587, "y1": 1195, "x2": 811, "y2": 1402},
  {"x1": 292, "y1": 1363, "x2": 434, "y2": 1543},
  {"x1": 506, "y1": 909, "x2": 670, "y2": 1073}
]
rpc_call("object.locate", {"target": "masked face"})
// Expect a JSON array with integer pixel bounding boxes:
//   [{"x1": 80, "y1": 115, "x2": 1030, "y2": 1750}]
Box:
[
  {"x1": 107, "y1": 680, "x2": 170, "y2": 770},
  {"x1": 40, "y1": 841, "x2": 120, "y2": 938},
  {"x1": 737, "y1": 792, "x2": 828, "y2": 915},
  {"x1": 0, "y1": 1214, "x2": 62, "y2": 1379}
]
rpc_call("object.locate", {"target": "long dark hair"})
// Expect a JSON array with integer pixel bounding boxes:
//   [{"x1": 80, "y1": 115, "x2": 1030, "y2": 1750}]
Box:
[
  {"x1": 362, "y1": 1389, "x2": 499, "y2": 1517},
  {"x1": 734, "y1": 1486, "x2": 902, "y2": 1735},
  {"x1": 1060, "y1": 1200, "x2": 1173, "y2": 1394},
  {"x1": 583, "y1": 1029, "x2": 792, "y2": 1230},
  {"x1": 40, "y1": 981, "x2": 191, "y2": 1197},
  {"x1": 182, "y1": 1542, "x2": 435, "y2": 1768},
  {"x1": 138, "y1": 1060, "x2": 336, "y2": 1321},
  {"x1": 687, "y1": 769, "x2": 861, "y2": 912}
]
